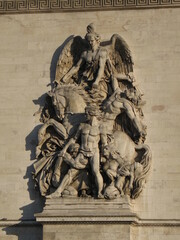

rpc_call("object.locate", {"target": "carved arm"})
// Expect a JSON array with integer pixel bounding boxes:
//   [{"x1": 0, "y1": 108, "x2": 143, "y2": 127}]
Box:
[
  {"x1": 93, "y1": 50, "x2": 107, "y2": 87},
  {"x1": 61, "y1": 56, "x2": 84, "y2": 83},
  {"x1": 59, "y1": 124, "x2": 82, "y2": 156}
]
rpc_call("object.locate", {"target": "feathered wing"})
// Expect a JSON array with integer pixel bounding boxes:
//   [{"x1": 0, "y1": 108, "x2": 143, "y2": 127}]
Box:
[
  {"x1": 102, "y1": 34, "x2": 133, "y2": 75},
  {"x1": 102, "y1": 34, "x2": 137, "y2": 102},
  {"x1": 55, "y1": 36, "x2": 89, "y2": 85},
  {"x1": 106, "y1": 35, "x2": 145, "y2": 106}
]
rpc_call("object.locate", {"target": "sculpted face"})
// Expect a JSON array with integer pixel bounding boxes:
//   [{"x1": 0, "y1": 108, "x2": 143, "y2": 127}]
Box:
[
  {"x1": 103, "y1": 146, "x2": 110, "y2": 158},
  {"x1": 85, "y1": 108, "x2": 99, "y2": 123},
  {"x1": 71, "y1": 148, "x2": 78, "y2": 158},
  {"x1": 86, "y1": 35, "x2": 99, "y2": 50},
  {"x1": 85, "y1": 110, "x2": 92, "y2": 122},
  {"x1": 85, "y1": 106, "x2": 99, "y2": 122},
  {"x1": 69, "y1": 143, "x2": 80, "y2": 158}
]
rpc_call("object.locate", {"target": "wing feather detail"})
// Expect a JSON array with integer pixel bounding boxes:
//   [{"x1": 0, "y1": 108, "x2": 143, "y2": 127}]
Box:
[
  {"x1": 55, "y1": 36, "x2": 89, "y2": 84},
  {"x1": 102, "y1": 34, "x2": 133, "y2": 75}
]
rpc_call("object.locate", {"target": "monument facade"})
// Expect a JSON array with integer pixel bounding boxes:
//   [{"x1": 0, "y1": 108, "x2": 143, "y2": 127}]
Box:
[{"x1": 0, "y1": 2, "x2": 180, "y2": 240}]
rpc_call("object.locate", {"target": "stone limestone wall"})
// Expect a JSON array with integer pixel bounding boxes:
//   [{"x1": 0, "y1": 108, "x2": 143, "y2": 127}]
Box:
[{"x1": 0, "y1": 8, "x2": 180, "y2": 240}]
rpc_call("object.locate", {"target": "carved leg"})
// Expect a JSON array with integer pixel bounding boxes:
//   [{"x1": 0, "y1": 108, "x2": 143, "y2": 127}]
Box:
[
  {"x1": 111, "y1": 76, "x2": 119, "y2": 92},
  {"x1": 90, "y1": 152, "x2": 104, "y2": 198},
  {"x1": 47, "y1": 169, "x2": 79, "y2": 198},
  {"x1": 123, "y1": 102, "x2": 146, "y2": 137},
  {"x1": 57, "y1": 168, "x2": 79, "y2": 195},
  {"x1": 52, "y1": 156, "x2": 63, "y2": 188},
  {"x1": 129, "y1": 165, "x2": 135, "y2": 190},
  {"x1": 106, "y1": 169, "x2": 117, "y2": 185},
  {"x1": 116, "y1": 176, "x2": 125, "y2": 196}
]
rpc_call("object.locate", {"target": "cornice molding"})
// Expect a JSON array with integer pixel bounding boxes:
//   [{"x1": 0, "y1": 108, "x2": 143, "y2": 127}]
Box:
[
  {"x1": 1, "y1": 219, "x2": 180, "y2": 227},
  {"x1": 0, "y1": 0, "x2": 180, "y2": 14}
]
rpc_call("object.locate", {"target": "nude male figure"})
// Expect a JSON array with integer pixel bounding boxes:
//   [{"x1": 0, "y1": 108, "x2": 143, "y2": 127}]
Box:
[{"x1": 48, "y1": 105, "x2": 107, "y2": 199}]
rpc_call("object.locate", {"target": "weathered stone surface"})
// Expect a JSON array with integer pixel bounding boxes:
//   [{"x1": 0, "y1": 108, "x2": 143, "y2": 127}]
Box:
[
  {"x1": 36, "y1": 197, "x2": 136, "y2": 219},
  {"x1": 43, "y1": 224, "x2": 131, "y2": 240}
]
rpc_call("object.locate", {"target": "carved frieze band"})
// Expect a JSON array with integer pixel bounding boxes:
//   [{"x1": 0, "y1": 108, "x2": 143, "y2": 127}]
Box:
[
  {"x1": 0, "y1": 0, "x2": 180, "y2": 14},
  {"x1": 1, "y1": 219, "x2": 180, "y2": 227}
]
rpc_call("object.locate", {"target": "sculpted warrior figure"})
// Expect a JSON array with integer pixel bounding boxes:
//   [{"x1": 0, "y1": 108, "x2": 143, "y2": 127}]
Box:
[
  {"x1": 48, "y1": 105, "x2": 106, "y2": 198},
  {"x1": 50, "y1": 142, "x2": 89, "y2": 197},
  {"x1": 33, "y1": 24, "x2": 151, "y2": 200}
]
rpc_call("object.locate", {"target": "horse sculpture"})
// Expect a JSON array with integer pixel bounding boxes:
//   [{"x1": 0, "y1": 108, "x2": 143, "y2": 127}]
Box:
[{"x1": 103, "y1": 130, "x2": 152, "y2": 199}]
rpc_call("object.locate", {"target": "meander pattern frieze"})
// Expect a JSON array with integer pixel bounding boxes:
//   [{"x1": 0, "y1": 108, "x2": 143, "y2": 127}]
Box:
[{"x1": 0, "y1": 0, "x2": 180, "y2": 14}]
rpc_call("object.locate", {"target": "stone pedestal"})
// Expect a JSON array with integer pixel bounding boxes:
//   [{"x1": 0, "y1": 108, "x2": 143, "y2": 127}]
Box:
[{"x1": 36, "y1": 197, "x2": 139, "y2": 240}]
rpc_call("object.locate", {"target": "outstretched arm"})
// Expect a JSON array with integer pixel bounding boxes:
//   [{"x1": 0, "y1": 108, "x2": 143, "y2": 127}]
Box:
[
  {"x1": 61, "y1": 53, "x2": 85, "y2": 83},
  {"x1": 59, "y1": 138, "x2": 75, "y2": 157},
  {"x1": 59, "y1": 124, "x2": 82, "y2": 156}
]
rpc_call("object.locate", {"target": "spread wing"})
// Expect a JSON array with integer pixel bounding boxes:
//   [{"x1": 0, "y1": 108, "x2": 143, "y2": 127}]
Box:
[
  {"x1": 101, "y1": 35, "x2": 146, "y2": 143},
  {"x1": 55, "y1": 36, "x2": 89, "y2": 85},
  {"x1": 102, "y1": 34, "x2": 144, "y2": 108},
  {"x1": 101, "y1": 34, "x2": 133, "y2": 75}
]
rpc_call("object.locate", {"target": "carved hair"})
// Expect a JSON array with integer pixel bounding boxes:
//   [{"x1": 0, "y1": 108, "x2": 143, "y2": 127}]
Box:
[
  {"x1": 85, "y1": 23, "x2": 101, "y2": 43},
  {"x1": 85, "y1": 105, "x2": 100, "y2": 117},
  {"x1": 69, "y1": 143, "x2": 80, "y2": 153}
]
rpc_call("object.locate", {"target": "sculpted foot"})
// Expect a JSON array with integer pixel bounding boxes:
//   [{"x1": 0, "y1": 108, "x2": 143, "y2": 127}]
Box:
[
  {"x1": 110, "y1": 182, "x2": 114, "y2": 186},
  {"x1": 97, "y1": 193, "x2": 104, "y2": 199},
  {"x1": 46, "y1": 191, "x2": 62, "y2": 199}
]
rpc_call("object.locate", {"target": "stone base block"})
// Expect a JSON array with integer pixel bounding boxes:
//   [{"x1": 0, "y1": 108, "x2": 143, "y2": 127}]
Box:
[
  {"x1": 36, "y1": 197, "x2": 138, "y2": 240},
  {"x1": 43, "y1": 224, "x2": 131, "y2": 240}
]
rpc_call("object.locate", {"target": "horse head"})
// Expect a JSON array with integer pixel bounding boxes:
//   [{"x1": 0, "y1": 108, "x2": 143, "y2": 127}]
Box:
[
  {"x1": 48, "y1": 85, "x2": 93, "y2": 135},
  {"x1": 48, "y1": 88, "x2": 67, "y2": 121},
  {"x1": 51, "y1": 85, "x2": 91, "y2": 116}
]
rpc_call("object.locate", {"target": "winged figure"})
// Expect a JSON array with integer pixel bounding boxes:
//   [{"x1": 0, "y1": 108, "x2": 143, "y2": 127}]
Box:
[{"x1": 55, "y1": 23, "x2": 142, "y2": 104}]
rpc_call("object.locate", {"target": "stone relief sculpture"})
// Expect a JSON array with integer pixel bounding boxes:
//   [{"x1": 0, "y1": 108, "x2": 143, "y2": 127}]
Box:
[{"x1": 33, "y1": 23, "x2": 151, "y2": 200}]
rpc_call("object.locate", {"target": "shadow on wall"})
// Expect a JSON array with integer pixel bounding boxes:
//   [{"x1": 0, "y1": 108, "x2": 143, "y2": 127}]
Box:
[
  {"x1": 24, "y1": 125, "x2": 46, "y2": 218},
  {"x1": 22, "y1": 35, "x2": 75, "y2": 221},
  {"x1": 3, "y1": 224, "x2": 43, "y2": 240},
  {"x1": 2, "y1": 36, "x2": 75, "y2": 240},
  {"x1": 2, "y1": 126, "x2": 44, "y2": 240}
]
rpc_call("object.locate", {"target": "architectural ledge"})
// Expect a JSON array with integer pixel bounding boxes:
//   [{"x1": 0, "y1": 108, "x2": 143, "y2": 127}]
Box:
[
  {"x1": 0, "y1": 0, "x2": 180, "y2": 14},
  {"x1": 1, "y1": 219, "x2": 180, "y2": 227}
]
